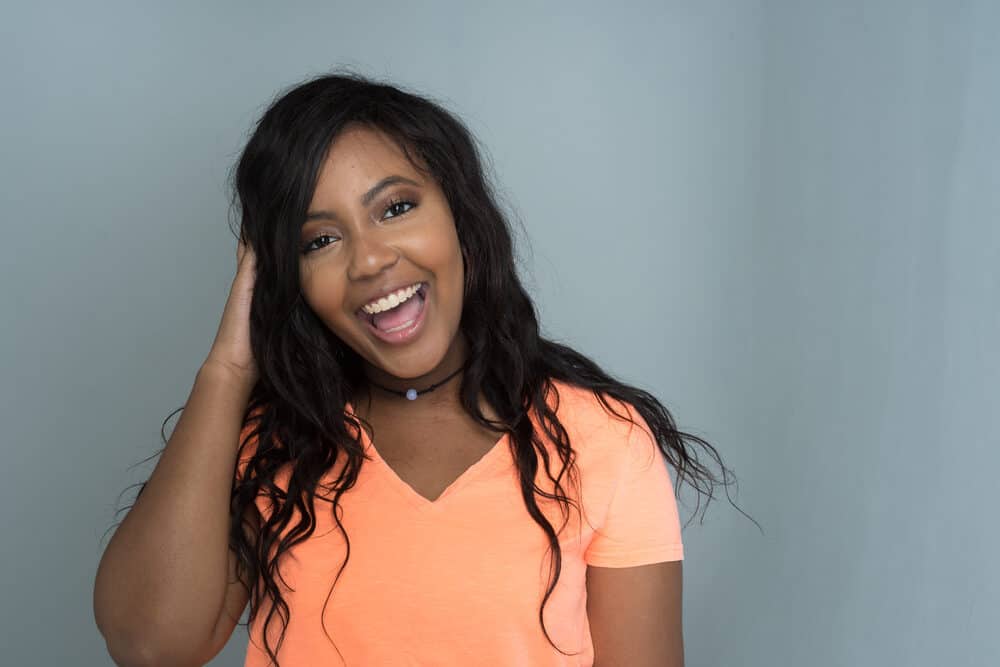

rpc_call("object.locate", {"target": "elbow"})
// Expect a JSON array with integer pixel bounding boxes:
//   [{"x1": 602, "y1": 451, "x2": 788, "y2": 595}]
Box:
[
  {"x1": 97, "y1": 618, "x2": 210, "y2": 667},
  {"x1": 94, "y1": 586, "x2": 213, "y2": 667},
  {"x1": 101, "y1": 635, "x2": 159, "y2": 667},
  {"x1": 101, "y1": 637, "x2": 206, "y2": 667}
]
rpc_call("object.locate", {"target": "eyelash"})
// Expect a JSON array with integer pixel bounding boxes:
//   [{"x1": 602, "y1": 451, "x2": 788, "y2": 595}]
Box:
[{"x1": 301, "y1": 197, "x2": 416, "y2": 255}]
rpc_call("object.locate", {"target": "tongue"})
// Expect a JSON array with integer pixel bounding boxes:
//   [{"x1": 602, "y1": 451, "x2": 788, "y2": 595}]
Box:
[{"x1": 372, "y1": 293, "x2": 424, "y2": 332}]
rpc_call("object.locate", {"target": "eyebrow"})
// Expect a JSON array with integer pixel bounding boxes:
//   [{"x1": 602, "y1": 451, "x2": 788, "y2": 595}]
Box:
[{"x1": 304, "y1": 175, "x2": 421, "y2": 222}]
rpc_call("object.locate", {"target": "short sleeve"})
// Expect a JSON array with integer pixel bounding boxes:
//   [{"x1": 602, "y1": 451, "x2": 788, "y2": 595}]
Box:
[{"x1": 583, "y1": 411, "x2": 685, "y2": 567}]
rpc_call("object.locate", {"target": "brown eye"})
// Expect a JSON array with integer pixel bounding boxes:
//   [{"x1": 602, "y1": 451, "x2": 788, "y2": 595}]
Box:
[
  {"x1": 301, "y1": 234, "x2": 338, "y2": 255},
  {"x1": 383, "y1": 198, "x2": 416, "y2": 219}
]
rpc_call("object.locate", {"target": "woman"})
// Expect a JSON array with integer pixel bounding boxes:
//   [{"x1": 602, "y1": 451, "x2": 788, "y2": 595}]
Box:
[{"x1": 94, "y1": 71, "x2": 750, "y2": 667}]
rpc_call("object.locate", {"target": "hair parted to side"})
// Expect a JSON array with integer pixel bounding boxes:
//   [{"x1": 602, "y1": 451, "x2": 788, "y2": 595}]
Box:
[{"x1": 109, "y1": 67, "x2": 759, "y2": 666}]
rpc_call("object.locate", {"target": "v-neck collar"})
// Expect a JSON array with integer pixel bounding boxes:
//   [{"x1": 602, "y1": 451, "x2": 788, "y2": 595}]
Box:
[{"x1": 346, "y1": 401, "x2": 512, "y2": 512}]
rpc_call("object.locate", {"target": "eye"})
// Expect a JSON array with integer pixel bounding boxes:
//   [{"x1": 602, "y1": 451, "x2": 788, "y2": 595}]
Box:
[
  {"x1": 301, "y1": 234, "x2": 338, "y2": 255},
  {"x1": 383, "y1": 197, "x2": 416, "y2": 219}
]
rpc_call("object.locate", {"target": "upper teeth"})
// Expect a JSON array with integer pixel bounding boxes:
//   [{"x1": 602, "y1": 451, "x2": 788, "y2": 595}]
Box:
[{"x1": 361, "y1": 283, "x2": 423, "y2": 314}]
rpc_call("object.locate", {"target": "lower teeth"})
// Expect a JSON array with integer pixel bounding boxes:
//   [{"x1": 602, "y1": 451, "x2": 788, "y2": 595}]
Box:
[
  {"x1": 372, "y1": 290, "x2": 424, "y2": 334},
  {"x1": 383, "y1": 319, "x2": 415, "y2": 334}
]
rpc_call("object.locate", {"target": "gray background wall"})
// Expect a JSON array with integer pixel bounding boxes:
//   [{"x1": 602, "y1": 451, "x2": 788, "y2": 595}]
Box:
[{"x1": 2, "y1": 1, "x2": 996, "y2": 665}]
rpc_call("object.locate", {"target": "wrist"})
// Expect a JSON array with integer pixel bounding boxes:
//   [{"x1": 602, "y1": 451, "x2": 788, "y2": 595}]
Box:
[{"x1": 200, "y1": 357, "x2": 257, "y2": 388}]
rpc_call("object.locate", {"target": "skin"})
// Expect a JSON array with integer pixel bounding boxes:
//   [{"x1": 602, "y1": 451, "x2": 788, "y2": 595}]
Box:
[
  {"x1": 587, "y1": 560, "x2": 685, "y2": 666},
  {"x1": 293, "y1": 124, "x2": 684, "y2": 666}
]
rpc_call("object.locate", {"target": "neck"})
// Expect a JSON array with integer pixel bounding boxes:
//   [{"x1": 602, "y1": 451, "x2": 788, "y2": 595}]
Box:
[
  {"x1": 367, "y1": 360, "x2": 466, "y2": 403},
  {"x1": 354, "y1": 332, "x2": 470, "y2": 417}
]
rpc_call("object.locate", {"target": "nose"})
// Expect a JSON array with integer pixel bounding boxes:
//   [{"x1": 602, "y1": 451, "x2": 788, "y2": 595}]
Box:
[{"x1": 347, "y1": 232, "x2": 400, "y2": 282}]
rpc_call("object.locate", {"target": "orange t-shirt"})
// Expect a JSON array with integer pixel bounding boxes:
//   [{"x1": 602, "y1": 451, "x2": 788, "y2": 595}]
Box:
[{"x1": 237, "y1": 379, "x2": 683, "y2": 666}]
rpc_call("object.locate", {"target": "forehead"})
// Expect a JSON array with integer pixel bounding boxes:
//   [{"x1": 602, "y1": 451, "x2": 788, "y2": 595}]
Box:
[{"x1": 316, "y1": 126, "x2": 420, "y2": 186}]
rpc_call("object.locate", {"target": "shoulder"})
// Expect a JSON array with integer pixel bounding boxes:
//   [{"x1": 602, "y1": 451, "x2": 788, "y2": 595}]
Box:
[
  {"x1": 538, "y1": 379, "x2": 650, "y2": 472},
  {"x1": 537, "y1": 381, "x2": 668, "y2": 537},
  {"x1": 543, "y1": 379, "x2": 646, "y2": 444}
]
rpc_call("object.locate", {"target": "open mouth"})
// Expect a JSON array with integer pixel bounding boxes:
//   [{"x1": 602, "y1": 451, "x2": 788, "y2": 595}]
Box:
[{"x1": 355, "y1": 282, "x2": 429, "y2": 342}]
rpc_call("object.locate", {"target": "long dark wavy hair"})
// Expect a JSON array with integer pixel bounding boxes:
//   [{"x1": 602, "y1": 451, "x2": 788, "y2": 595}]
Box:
[{"x1": 112, "y1": 68, "x2": 758, "y2": 666}]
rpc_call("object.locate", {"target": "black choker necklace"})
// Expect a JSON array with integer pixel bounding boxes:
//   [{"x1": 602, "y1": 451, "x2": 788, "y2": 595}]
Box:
[{"x1": 366, "y1": 361, "x2": 469, "y2": 401}]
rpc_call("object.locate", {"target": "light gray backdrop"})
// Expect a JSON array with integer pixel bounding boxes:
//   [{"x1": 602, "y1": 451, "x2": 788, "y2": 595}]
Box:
[{"x1": 2, "y1": 1, "x2": 997, "y2": 665}]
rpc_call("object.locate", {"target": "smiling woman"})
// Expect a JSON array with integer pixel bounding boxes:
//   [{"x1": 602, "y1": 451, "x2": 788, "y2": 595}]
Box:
[
  {"x1": 296, "y1": 125, "x2": 467, "y2": 386},
  {"x1": 95, "y1": 69, "x2": 754, "y2": 667}
]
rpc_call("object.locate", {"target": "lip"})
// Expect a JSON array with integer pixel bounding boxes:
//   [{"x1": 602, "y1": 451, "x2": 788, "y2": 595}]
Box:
[
  {"x1": 356, "y1": 283, "x2": 429, "y2": 345},
  {"x1": 357, "y1": 280, "x2": 427, "y2": 314}
]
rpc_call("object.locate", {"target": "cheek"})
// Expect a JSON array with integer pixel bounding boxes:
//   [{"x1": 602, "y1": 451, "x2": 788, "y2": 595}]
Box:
[
  {"x1": 421, "y1": 221, "x2": 463, "y2": 271},
  {"x1": 429, "y1": 241, "x2": 464, "y2": 294},
  {"x1": 301, "y1": 273, "x2": 348, "y2": 320}
]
